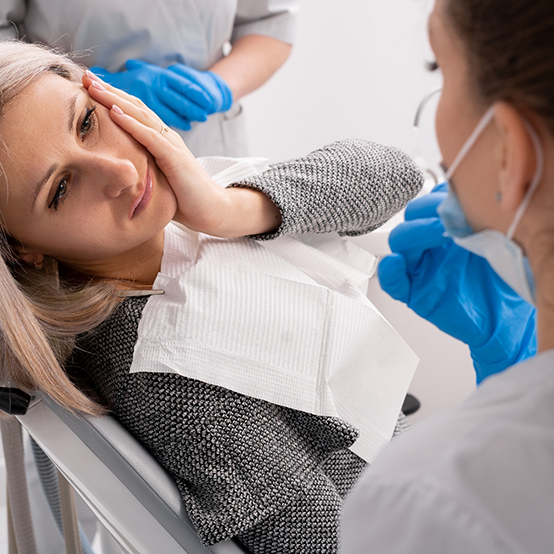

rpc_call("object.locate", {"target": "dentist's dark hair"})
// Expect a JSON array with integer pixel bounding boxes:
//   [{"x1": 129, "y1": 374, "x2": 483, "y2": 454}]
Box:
[{"x1": 444, "y1": 0, "x2": 554, "y2": 131}]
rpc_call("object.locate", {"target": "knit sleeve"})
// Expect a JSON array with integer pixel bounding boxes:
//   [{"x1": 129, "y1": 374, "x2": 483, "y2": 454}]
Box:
[{"x1": 228, "y1": 139, "x2": 424, "y2": 240}]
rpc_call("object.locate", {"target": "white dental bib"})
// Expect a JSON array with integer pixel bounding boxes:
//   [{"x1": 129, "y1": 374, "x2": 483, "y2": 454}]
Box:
[{"x1": 130, "y1": 157, "x2": 419, "y2": 463}]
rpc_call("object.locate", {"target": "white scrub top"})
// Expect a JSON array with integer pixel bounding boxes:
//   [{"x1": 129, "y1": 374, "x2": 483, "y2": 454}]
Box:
[
  {"x1": 341, "y1": 349, "x2": 554, "y2": 554},
  {"x1": 0, "y1": 0, "x2": 298, "y2": 157}
]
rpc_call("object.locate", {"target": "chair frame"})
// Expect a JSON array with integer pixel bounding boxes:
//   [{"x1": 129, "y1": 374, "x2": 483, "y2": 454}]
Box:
[{"x1": 17, "y1": 392, "x2": 247, "y2": 554}]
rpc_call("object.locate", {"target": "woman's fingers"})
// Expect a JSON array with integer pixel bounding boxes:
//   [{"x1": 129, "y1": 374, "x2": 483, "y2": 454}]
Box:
[
  {"x1": 109, "y1": 104, "x2": 192, "y2": 169},
  {"x1": 83, "y1": 71, "x2": 145, "y2": 110},
  {"x1": 109, "y1": 102, "x2": 229, "y2": 233},
  {"x1": 85, "y1": 71, "x2": 188, "y2": 157},
  {"x1": 84, "y1": 72, "x2": 195, "y2": 130},
  {"x1": 83, "y1": 72, "x2": 167, "y2": 133},
  {"x1": 84, "y1": 72, "x2": 233, "y2": 235}
]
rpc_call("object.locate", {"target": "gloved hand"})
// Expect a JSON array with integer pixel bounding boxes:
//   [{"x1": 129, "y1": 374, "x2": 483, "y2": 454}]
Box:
[
  {"x1": 167, "y1": 63, "x2": 233, "y2": 114},
  {"x1": 89, "y1": 60, "x2": 218, "y2": 131},
  {"x1": 378, "y1": 183, "x2": 537, "y2": 384}
]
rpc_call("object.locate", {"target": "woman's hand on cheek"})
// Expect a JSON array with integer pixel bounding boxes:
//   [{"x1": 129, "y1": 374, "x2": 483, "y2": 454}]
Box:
[{"x1": 82, "y1": 72, "x2": 281, "y2": 237}]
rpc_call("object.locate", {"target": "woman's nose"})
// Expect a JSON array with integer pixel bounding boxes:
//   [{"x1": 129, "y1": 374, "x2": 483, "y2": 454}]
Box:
[{"x1": 96, "y1": 155, "x2": 140, "y2": 198}]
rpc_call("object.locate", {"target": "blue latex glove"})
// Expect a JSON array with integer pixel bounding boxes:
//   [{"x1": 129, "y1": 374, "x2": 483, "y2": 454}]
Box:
[
  {"x1": 167, "y1": 63, "x2": 233, "y2": 114},
  {"x1": 90, "y1": 60, "x2": 216, "y2": 131},
  {"x1": 378, "y1": 183, "x2": 537, "y2": 384}
]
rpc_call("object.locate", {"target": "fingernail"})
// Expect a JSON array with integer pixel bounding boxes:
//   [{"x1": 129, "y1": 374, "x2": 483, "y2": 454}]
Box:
[
  {"x1": 85, "y1": 69, "x2": 98, "y2": 80},
  {"x1": 112, "y1": 104, "x2": 124, "y2": 115},
  {"x1": 91, "y1": 80, "x2": 106, "y2": 92}
]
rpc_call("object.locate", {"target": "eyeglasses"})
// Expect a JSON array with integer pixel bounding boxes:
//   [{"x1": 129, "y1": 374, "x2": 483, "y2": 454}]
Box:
[{"x1": 413, "y1": 87, "x2": 442, "y2": 128}]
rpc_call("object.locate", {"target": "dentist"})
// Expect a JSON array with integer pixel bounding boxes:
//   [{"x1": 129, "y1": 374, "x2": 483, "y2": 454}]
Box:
[{"x1": 342, "y1": 0, "x2": 554, "y2": 552}]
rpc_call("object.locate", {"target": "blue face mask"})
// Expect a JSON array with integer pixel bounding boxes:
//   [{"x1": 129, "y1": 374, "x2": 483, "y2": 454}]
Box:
[{"x1": 437, "y1": 107, "x2": 543, "y2": 306}]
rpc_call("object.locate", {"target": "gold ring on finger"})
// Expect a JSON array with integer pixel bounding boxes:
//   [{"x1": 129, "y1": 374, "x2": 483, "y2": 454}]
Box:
[{"x1": 160, "y1": 123, "x2": 169, "y2": 135}]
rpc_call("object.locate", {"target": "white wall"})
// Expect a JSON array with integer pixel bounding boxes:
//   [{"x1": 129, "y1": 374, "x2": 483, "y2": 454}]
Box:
[
  {"x1": 242, "y1": 0, "x2": 441, "y2": 168},
  {"x1": 241, "y1": 0, "x2": 476, "y2": 423}
]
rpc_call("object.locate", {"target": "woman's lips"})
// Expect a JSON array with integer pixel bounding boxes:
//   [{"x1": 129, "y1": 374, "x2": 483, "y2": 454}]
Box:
[{"x1": 131, "y1": 167, "x2": 153, "y2": 219}]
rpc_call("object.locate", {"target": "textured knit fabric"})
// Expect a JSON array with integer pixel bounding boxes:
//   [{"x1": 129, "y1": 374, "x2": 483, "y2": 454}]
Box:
[
  {"x1": 69, "y1": 297, "x2": 407, "y2": 552},
  {"x1": 68, "y1": 140, "x2": 423, "y2": 552},
  {"x1": 69, "y1": 298, "x2": 367, "y2": 550},
  {"x1": 230, "y1": 139, "x2": 424, "y2": 240}
]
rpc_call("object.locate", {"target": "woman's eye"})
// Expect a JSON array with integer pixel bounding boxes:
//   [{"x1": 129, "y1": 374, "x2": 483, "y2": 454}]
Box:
[
  {"x1": 425, "y1": 60, "x2": 439, "y2": 72},
  {"x1": 49, "y1": 176, "x2": 69, "y2": 211},
  {"x1": 79, "y1": 105, "x2": 97, "y2": 140}
]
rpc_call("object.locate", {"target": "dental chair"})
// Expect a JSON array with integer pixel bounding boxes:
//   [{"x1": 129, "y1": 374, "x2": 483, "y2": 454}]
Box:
[
  {"x1": 3, "y1": 388, "x2": 248, "y2": 554},
  {"x1": 5, "y1": 387, "x2": 421, "y2": 554}
]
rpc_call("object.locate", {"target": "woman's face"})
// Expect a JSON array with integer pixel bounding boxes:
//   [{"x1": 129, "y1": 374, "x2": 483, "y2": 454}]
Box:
[
  {"x1": 429, "y1": 0, "x2": 512, "y2": 233},
  {"x1": 0, "y1": 72, "x2": 178, "y2": 279}
]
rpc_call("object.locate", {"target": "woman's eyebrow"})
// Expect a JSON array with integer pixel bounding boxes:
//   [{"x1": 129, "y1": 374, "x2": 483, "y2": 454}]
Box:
[
  {"x1": 67, "y1": 92, "x2": 79, "y2": 132},
  {"x1": 32, "y1": 92, "x2": 79, "y2": 210},
  {"x1": 32, "y1": 163, "x2": 56, "y2": 211}
]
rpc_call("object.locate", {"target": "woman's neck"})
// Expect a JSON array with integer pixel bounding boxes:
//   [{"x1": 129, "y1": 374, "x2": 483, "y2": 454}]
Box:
[{"x1": 61, "y1": 230, "x2": 165, "y2": 290}]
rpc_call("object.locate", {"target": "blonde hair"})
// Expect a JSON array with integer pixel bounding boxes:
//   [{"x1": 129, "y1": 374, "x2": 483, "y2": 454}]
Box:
[{"x1": 0, "y1": 40, "x2": 121, "y2": 416}]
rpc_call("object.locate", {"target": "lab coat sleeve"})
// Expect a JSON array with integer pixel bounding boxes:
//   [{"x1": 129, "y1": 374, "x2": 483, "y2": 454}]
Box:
[
  {"x1": 232, "y1": 0, "x2": 299, "y2": 45},
  {"x1": 229, "y1": 138, "x2": 424, "y2": 240},
  {"x1": 0, "y1": 0, "x2": 26, "y2": 40},
  {"x1": 340, "y1": 477, "x2": 508, "y2": 554}
]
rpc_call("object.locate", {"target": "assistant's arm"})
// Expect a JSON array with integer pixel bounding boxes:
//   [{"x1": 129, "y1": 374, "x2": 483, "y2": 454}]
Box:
[
  {"x1": 91, "y1": 0, "x2": 296, "y2": 129},
  {"x1": 209, "y1": 34, "x2": 291, "y2": 101},
  {"x1": 230, "y1": 139, "x2": 424, "y2": 239},
  {"x1": 208, "y1": 0, "x2": 296, "y2": 100}
]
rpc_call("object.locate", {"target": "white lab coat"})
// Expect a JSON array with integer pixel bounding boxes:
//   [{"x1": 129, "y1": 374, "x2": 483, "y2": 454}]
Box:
[
  {"x1": 0, "y1": 0, "x2": 298, "y2": 157},
  {"x1": 341, "y1": 349, "x2": 554, "y2": 554}
]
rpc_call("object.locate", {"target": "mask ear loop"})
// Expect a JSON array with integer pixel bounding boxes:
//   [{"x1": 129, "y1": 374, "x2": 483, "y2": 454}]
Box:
[
  {"x1": 506, "y1": 120, "x2": 544, "y2": 239},
  {"x1": 445, "y1": 106, "x2": 495, "y2": 181}
]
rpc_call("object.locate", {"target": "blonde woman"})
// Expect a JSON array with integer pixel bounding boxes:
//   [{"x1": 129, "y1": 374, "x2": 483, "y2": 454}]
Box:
[{"x1": 0, "y1": 40, "x2": 422, "y2": 552}]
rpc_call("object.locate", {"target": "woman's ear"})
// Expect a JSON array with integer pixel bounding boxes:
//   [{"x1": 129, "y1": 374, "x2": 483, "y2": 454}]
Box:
[
  {"x1": 14, "y1": 245, "x2": 45, "y2": 268},
  {"x1": 493, "y1": 102, "x2": 537, "y2": 213}
]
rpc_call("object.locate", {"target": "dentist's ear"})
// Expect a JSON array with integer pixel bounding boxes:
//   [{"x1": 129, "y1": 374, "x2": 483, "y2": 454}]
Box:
[{"x1": 494, "y1": 102, "x2": 538, "y2": 213}]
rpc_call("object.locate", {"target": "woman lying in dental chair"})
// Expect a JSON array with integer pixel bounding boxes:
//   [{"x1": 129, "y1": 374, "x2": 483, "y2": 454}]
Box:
[{"x1": 0, "y1": 40, "x2": 422, "y2": 553}]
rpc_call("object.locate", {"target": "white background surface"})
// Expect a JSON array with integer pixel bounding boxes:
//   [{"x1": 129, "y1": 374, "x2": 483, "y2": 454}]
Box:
[{"x1": 1, "y1": 0, "x2": 477, "y2": 551}]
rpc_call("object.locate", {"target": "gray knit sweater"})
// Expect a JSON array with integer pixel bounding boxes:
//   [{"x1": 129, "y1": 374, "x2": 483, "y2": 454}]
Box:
[{"x1": 68, "y1": 139, "x2": 423, "y2": 553}]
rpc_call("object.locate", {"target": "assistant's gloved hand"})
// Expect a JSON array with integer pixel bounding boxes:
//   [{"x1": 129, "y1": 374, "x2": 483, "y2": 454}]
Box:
[
  {"x1": 167, "y1": 63, "x2": 233, "y2": 114},
  {"x1": 378, "y1": 183, "x2": 537, "y2": 384},
  {"x1": 89, "y1": 60, "x2": 216, "y2": 131}
]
